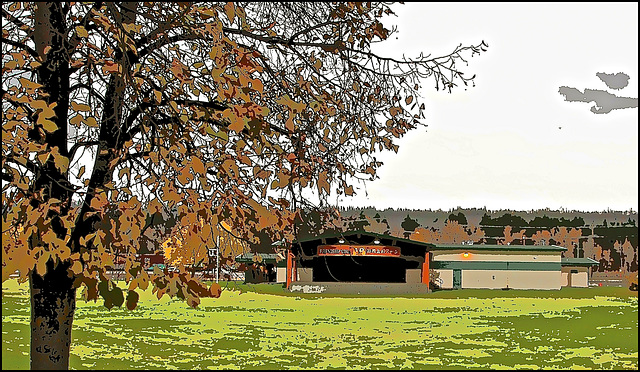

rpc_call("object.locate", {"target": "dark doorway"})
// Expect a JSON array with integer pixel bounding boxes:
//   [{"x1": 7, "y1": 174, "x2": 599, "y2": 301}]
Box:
[
  {"x1": 311, "y1": 256, "x2": 407, "y2": 282},
  {"x1": 453, "y1": 269, "x2": 462, "y2": 289}
]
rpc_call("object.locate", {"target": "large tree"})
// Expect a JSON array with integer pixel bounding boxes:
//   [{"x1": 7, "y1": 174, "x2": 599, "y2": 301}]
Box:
[{"x1": 1, "y1": 2, "x2": 487, "y2": 369}]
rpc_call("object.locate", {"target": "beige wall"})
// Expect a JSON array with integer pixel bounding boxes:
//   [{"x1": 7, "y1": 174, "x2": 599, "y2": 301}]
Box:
[
  {"x1": 462, "y1": 270, "x2": 561, "y2": 290},
  {"x1": 561, "y1": 266, "x2": 589, "y2": 287},
  {"x1": 298, "y1": 267, "x2": 313, "y2": 282},
  {"x1": 432, "y1": 250, "x2": 561, "y2": 263},
  {"x1": 406, "y1": 269, "x2": 422, "y2": 283},
  {"x1": 434, "y1": 269, "x2": 453, "y2": 289},
  {"x1": 434, "y1": 269, "x2": 561, "y2": 290},
  {"x1": 276, "y1": 267, "x2": 287, "y2": 283}
]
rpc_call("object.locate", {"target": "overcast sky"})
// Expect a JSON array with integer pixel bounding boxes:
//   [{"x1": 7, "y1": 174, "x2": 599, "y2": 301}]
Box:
[{"x1": 337, "y1": 2, "x2": 638, "y2": 212}]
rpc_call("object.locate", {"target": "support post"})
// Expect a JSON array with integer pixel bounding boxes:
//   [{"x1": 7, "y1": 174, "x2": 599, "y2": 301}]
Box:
[
  {"x1": 293, "y1": 256, "x2": 297, "y2": 283},
  {"x1": 422, "y1": 251, "x2": 430, "y2": 285},
  {"x1": 286, "y1": 249, "x2": 293, "y2": 289},
  {"x1": 216, "y1": 247, "x2": 219, "y2": 283}
]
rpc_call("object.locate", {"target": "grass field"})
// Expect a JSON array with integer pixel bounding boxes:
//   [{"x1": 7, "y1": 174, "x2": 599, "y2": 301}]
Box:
[{"x1": 2, "y1": 280, "x2": 638, "y2": 370}]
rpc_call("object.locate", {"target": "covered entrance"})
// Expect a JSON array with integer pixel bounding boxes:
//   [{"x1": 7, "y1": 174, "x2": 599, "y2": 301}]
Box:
[
  {"x1": 312, "y1": 256, "x2": 409, "y2": 282},
  {"x1": 287, "y1": 231, "x2": 434, "y2": 293}
]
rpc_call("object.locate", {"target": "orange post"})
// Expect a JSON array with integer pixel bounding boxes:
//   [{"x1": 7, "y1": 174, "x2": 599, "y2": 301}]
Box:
[
  {"x1": 286, "y1": 250, "x2": 293, "y2": 289},
  {"x1": 421, "y1": 251, "x2": 430, "y2": 285}
]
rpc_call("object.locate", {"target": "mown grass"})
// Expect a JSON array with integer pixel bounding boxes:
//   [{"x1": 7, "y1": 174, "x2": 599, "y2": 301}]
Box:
[{"x1": 2, "y1": 280, "x2": 637, "y2": 370}]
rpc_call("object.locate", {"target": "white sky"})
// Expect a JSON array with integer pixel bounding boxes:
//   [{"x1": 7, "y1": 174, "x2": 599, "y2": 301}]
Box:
[{"x1": 337, "y1": 2, "x2": 638, "y2": 212}]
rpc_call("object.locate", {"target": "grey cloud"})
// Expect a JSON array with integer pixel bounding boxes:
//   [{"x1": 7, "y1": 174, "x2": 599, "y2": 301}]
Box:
[
  {"x1": 558, "y1": 86, "x2": 638, "y2": 114},
  {"x1": 596, "y1": 72, "x2": 629, "y2": 90}
]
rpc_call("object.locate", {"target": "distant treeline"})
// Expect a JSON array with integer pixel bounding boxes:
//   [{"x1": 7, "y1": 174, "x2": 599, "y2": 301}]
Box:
[{"x1": 329, "y1": 207, "x2": 638, "y2": 273}]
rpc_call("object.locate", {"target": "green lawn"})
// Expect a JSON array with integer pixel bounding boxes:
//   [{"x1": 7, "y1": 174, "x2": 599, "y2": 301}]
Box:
[{"x1": 2, "y1": 280, "x2": 638, "y2": 370}]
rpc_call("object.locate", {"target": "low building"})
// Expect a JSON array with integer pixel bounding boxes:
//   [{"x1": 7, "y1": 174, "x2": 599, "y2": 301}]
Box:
[
  {"x1": 561, "y1": 257, "x2": 599, "y2": 287},
  {"x1": 283, "y1": 230, "x2": 591, "y2": 293},
  {"x1": 235, "y1": 252, "x2": 287, "y2": 283},
  {"x1": 430, "y1": 243, "x2": 566, "y2": 290}
]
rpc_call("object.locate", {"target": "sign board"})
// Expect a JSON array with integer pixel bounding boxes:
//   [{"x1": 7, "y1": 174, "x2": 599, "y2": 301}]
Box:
[{"x1": 317, "y1": 245, "x2": 401, "y2": 257}]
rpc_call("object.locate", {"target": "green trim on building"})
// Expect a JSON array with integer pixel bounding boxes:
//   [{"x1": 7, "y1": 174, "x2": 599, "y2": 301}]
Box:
[
  {"x1": 431, "y1": 260, "x2": 561, "y2": 271},
  {"x1": 431, "y1": 244, "x2": 567, "y2": 252},
  {"x1": 236, "y1": 253, "x2": 287, "y2": 267},
  {"x1": 561, "y1": 257, "x2": 599, "y2": 267}
]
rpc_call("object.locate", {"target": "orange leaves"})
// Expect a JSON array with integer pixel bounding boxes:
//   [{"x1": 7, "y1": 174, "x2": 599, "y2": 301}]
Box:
[
  {"x1": 190, "y1": 157, "x2": 206, "y2": 176},
  {"x1": 101, "y1": 60, "x2": 121, "y2": 74},
  {"x1": 276, "y1": 94, "x2": 306, "y2": 132},
  {"x1": 270, "y1": 170, "x2": 290, "y2": 190},
  {"x1": 405, "y1": 95, "x2": 413, "y2": 105},
  {"x1": 227, "y1": 116, "x2": 246, "y2": 133},
  {"x1": 317, "y1": 171, "x2": 330, "y2": 195},
  {"x1": 344, "y1": 185, "x2": 355, "y2": 196},
  {"x1": 389, "y1": 106, "x2": 403, "y2": 117}
]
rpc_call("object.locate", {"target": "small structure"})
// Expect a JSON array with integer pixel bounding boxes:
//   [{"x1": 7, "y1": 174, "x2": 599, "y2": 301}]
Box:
[
  {"x1": 561, "y1": 257, "x2": 599, "y2": 287},
  {"x1": 235, "y1": 252, "x2": 287, "y2": 283}
]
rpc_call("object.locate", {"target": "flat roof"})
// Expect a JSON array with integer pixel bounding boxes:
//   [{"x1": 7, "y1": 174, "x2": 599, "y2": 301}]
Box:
[
  {"x1": 235, "y1": 252, "x2": 284, "y2": 263},
  {"x1": 431, "y1": 243, "x2": 567, "y2": 252},
  {"x1": 294, "y1": 230, "x2": 435, "y2": 249},
  {"x1": 561, "y1": 257, "x2": 599, "y2": 266},
  {"x1": 294, "y1": 231, "x2": 568, "y2": 253}
]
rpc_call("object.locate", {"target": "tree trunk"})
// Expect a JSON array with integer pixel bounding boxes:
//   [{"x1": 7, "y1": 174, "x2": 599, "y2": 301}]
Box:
[{"x1": 29, "y1": 260, "x2": 76, "y2": 370}]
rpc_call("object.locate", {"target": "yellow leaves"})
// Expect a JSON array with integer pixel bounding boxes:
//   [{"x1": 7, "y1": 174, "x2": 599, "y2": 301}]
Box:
[
  {"x1": 205, "y1": 125, "x2": 229, "y2": 141},
  {"x1": 276, "y1": 94, "x2": 306, "y2": 113},
  {"x1": 35, "y1": 249, "x2": 51, "y2": 276},
  {"x1": 75, "y1": 26, "x2": 89, "y2": 38},
  {"x1": 38, "y1": 117, "x2": 58, "y2": 133},
  {"x1": 224, "y1": 2, "x2": 236, "y2": 23},
  {"x1": 122, "y1": 23, "x2": 142, "y2": 34},
  {"x1": 50, "y1": 146, "x2": 69, "y2": 173},
  {"x1": 209, "y1": 45, "x2": 221, "y2": 60},
  {"x1": 71, "y1": 102, "x2": 91, "y2": 112},
  {"x1": 70, "y1": 260, "x2": 83, "y2": 275},
  {"x1": 19, "y1": 78, "x2": 43, "y2": 93},
  {"x1": 405, "y1": 95, "x2": 413, "y2": 105},
  {"x1": 85, "y1": 117, "x2": 98, "y2": 127},
  {"x1": 153, "y1": 90, "x2": 162, "y2": 104}
]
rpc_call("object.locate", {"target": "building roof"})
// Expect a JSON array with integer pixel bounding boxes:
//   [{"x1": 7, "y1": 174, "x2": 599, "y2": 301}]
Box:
[
  {"x1": 235, "y1": 252, "x2": 284, "y2": 263},
  {"x1": 561, "y1": 257, "x2": 599, "y2": 266},
  {"x1": 294, "y1": 230, "x2": 434, "y2": 247},
  {"x1": 431, "y1": 243, "x2": 568, "y2": 252},
  {"x1": 293, "y1": 230, "x2": 568, "y2": 256}
]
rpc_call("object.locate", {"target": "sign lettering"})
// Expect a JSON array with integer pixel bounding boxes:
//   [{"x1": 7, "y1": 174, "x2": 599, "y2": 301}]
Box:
[{"x1": 317, "y1": 245, "x2": 401, "y2": 257}]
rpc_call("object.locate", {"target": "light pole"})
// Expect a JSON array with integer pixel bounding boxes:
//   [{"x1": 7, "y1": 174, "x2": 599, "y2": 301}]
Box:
[{"x1": 208, "y1": 247, "x2": 219, "y2": 283}]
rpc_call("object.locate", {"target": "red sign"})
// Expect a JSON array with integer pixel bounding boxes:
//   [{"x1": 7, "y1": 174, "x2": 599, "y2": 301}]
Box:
[{"x1": 317, "y1": 245, "x2": 401, "y2": 257}]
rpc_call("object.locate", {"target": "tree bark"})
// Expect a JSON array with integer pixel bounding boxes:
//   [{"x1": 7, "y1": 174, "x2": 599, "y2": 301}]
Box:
[{"x1": 29, "y1": 260, "x2": 76, "y2": 370}]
